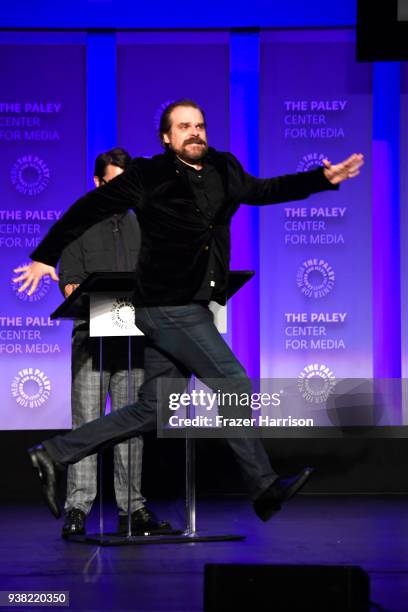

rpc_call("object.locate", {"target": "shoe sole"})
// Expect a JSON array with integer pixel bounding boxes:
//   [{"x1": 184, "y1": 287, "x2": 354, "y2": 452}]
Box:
[
  {"x1": 283, "y1": 467, "x2": 315, "y2": 503},
  {"x1": 259, "y1": 503, "x2": 282, "y2": 522}
]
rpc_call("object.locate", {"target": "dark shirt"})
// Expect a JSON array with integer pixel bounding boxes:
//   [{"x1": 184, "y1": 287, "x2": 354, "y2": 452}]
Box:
[
  {"x1": 31, "y1": 148, "x2": 337, "y2": 307},
  {"x1": 174, "y1": 156, "x2": 225, "y2": 302}
]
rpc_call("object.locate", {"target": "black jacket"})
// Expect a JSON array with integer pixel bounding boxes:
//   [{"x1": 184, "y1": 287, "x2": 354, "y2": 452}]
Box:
[
  {"x1": 31, "y1": 148, "x2": 337, "y2": 306},
  {"x1": 58, "y1": 211, "x2": 141, "y2": 293}
]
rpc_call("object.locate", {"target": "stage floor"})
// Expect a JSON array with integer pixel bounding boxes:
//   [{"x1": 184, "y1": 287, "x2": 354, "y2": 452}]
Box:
[{"x1": 0, "y1": 496, "x2": 407, "y2": 611}]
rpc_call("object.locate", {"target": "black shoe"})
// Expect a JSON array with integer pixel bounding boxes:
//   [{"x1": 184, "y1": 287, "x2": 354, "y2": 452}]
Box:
[
  {"x1": 118, "y1": 507, "x2": 173, "y2": 535},
  {"x1": 253, "y1": 467, "x2": 314, "y2": 521},
  {"x1": 28, "y1": 444, "x2": 61, "y2": 519},
  {"x1": 62, "y1": 508, "x2": 86, "y2": 538}
]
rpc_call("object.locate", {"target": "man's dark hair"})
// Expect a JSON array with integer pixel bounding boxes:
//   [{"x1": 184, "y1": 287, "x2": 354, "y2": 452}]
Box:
[
  {"x1": 94, "y1": 147, "x2": 131, "y2": 181},
  {"x1": 159, "y1": 99, "x2": 206, "y2": 146}
]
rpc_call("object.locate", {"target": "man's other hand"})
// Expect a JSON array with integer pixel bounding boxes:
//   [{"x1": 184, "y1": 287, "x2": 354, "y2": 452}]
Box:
[
  {"x1": 13, "y1": 261, "x2": 59, "y2": 296},
  {"x1": 64, "y1": 283, "x2": 80, "y2": 298},
  {"x1": 323, "y1": 153, "x2": 364, "y2": 185}
]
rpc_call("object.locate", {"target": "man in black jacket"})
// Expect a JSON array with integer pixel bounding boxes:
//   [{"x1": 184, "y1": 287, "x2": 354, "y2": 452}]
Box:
[
  {"x1": 59, "y1": 147, "x2": 171, "y2": 537},
  {"x1": 15, "y1": 99, "x2": 364, "y2": 522}
]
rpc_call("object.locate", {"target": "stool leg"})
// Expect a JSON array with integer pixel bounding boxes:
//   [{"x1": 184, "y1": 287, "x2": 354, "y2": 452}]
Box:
[
  {"x1": 126, "y1": 336, "x2": 133, "y2": 538},
  {"x1": 98, "y1": 336, "x2": 104, "y2": 537},
  {"x1": 185, "y1": 376, "x2": 196, "y2": 536}
]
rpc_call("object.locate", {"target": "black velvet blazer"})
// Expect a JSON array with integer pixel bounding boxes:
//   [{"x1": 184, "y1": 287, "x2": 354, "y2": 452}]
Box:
[{"x1": 31, "y1": 148, "x2": 337, "y2": 306}]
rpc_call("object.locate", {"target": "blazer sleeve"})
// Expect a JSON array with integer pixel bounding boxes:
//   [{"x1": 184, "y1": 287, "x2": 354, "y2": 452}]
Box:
[
  {"x1": 227, "y1": 153, "x2": 338, "y2": 205},
  {"x1": 30, "y1": 160, "x2": 143, "y2": 267}
]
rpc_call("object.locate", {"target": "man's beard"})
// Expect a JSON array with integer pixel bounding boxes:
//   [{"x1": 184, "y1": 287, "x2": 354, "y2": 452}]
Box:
[{"x1": 175, "y1": 137, "x2": 208, "y2": 164}]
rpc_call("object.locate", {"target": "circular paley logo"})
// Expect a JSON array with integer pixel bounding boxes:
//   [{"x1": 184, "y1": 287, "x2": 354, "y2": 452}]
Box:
[
  {"x1": 296, "y1": 258, "x2": 335, "y2": 299},
  {"x1": 10, "y1": 155, "x2": 50, "y2": 196},
  {"x1": 298, "y1": 363, "x2": 336, "y2": 404},
  {"x1": 11, "y1": 367, "x2": 51, "y2": 408},
  {"x1": 297, "y1": 152, "x2": 327, "y2": 173},
  {"x1": 111, "y1": 297, "x2": 135, "y2": 330},
  {"x1": 11, "y1": 262, "x2": 51, "y2": 303},
  {"x1": 154, "y1": 98, "x2": 176, "y2": 131}
]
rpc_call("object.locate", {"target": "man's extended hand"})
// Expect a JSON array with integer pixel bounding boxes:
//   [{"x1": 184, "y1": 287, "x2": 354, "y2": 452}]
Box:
[
  {"x1": 323, "y1": 153, "x2": 364, "y2": 185},
  {"x1": 13, "y1": 261, "x2": 59, "y2": 296}
]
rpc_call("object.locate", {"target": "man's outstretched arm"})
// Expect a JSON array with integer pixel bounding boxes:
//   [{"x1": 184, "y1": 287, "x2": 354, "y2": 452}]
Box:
[
  {"x1": 239, "y1": 153, "x2": 364, "y2": 205},
  {"x1": 12, "y1": 161, "x2": 143, "y2": 295}
]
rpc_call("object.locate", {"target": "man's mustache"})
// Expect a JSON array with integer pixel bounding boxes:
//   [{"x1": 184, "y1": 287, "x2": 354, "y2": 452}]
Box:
[{"x1": 183, "y1": 137, "x2": 206, "y2": 146}]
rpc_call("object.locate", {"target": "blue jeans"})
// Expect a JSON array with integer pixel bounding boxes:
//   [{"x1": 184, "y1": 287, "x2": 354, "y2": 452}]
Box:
[{"x1": 44, "y1": 304, "x2": 277, "y2": 500}]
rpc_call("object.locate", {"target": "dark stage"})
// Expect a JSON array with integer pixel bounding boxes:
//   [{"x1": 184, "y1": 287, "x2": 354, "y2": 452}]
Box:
[{"x1": 0, "y1": 496, "x2": 407, "y2": 611}]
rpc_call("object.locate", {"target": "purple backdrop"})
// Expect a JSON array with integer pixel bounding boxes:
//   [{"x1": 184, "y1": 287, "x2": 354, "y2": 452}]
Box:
[
  {"x1": 259, "y1": 30, "x2": 373, "y2": 423},
  {"x1": 116, "y1": 32, "x2": 230, "y2": 158},
  {"x1": 401, "y1": 65, "x2": 408, "y2": 424},
  {"x1": 0, "y1": 41, "x2": 86, "y2": 429}
]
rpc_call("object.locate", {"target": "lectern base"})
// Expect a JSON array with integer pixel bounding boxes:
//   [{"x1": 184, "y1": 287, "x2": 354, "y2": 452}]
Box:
[{"x1": 65, "y1": 530, "x2": 246, "y2": 546}]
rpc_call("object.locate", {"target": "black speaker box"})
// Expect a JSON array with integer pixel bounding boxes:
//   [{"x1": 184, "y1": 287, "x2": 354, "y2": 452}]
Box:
[{"x1": 204, "y1": 564, "x2": 370, "y2": 612}]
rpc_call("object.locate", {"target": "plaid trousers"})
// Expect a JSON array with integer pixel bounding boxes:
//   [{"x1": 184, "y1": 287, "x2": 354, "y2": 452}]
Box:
[{"x1": 65, "y1": 324, "x2": 145, "y2": 515}]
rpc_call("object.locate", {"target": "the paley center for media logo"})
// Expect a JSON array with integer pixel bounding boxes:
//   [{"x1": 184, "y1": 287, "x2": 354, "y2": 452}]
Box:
[
  {"x1": 10, "y1": 155, "x2": 50, "y2": 196},
  {"x1": 11, "y1": 367, "x2": 51, "y2": 408},
  {"x1": 296, "y1": 258, "x2": 335, "y2": 299},
  {"x1": 297, "y1": 152, "x2": 327, "y2": 173},
  {"x1": 298, "y1": 363, "x2": 336, "y2": 403},
  {"x1": 110, "y1": 297, "x2": 135, "y2": 330}
]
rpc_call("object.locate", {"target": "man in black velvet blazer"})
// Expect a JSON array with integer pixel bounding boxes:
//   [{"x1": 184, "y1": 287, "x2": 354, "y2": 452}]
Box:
[{"x1": 15, "y1": 99, "x2": 364, "y2": 523}]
